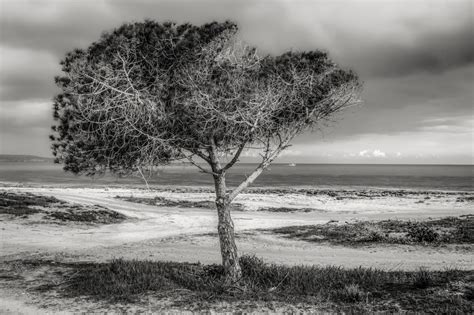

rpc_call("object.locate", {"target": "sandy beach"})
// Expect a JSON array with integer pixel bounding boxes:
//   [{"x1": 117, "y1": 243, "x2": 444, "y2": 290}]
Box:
[
  {"x1": 1, "y1": 184, "x2": 472, "y2": 265},
  {"x1": 1, "y1": 183, "x2": 473, "y2": 313}
]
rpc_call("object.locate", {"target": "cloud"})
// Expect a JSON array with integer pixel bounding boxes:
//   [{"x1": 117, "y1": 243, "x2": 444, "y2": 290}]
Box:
[
  {"x1": 419, "y1": 116, "x2": 474, "y2": 134},
  {"x1": 372, "y1": 150, "x2": 387, "y2": 158},
  {"x1": 279, "y1": 149, "x2": 302, "y2": 157},
  {"x1": 0, "y1": 100, "x2": 53, "y2": 131},
  {"x1": 0, "y1": 46, "x2": 60, "y2": 101},
  {"x1": 334, "y1": 22, "x2": 474, "y2": 78},
  {"x1": 358, "y1": 149, "x2": 386, "y2": 158},
  {"x1": 0, "y1": 0, "x2": 472, "y2": 162}
]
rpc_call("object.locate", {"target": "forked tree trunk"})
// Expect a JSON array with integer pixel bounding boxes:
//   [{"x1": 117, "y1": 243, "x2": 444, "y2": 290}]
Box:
[{"x1": 213, "y1": 173, "x2": 242, "y2": 282}]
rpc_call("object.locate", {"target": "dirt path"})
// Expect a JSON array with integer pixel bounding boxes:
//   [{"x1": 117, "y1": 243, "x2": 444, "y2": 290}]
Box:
[
  {"x1": 1, "y1": 187, "x2": 336, "y2": 256},
  {"x1": 1, "y1": 186, "x2": 473, "y2": 271}
]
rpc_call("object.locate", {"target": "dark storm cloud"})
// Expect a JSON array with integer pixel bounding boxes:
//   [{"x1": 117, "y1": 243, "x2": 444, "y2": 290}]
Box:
[
  {"x1": 1, "y1": 0, "x2": 472, "y2": 75},
  {"x1": 0, "y1": 0, "x2": 472, "y2": 161},
  {"x1": 338, "y1": 24, "x2": 474, "y2": 78}
]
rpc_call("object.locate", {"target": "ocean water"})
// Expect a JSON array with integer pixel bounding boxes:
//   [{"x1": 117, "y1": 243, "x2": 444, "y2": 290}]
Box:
[{"x1": 0, "y1": 162, "x2": 472, "y2": 191}]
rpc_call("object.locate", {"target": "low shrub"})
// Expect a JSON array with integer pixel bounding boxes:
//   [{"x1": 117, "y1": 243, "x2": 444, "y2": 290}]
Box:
[
  {"x1": 407, "y1": 224, "x2": 439, "y2": 243},
  {"x1": 266, "y1": 216, "x2": 473, "y2": 246},
  {"x1": 48, "y1": 207, "x2": 126, "y2": 224},
  {"x1": 413, "y1": 268, "x2": 433, "y2": 289}
]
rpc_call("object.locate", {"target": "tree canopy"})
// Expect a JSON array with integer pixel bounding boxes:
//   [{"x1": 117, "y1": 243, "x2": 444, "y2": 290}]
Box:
[{"x1": 51, "y1": 20, "x2": 361, "y2": 181}]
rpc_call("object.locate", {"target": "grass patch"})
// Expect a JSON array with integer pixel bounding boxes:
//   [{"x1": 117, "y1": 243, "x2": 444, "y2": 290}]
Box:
[
  {"x1": 46, "y1": 205, "x2": 126, "y2": 224},
  {"x1": 24, "y1": 256, "x2": 470, "y2": 312},
  {"x1": 0, "y1": 192, "x2": 63, "y2": 216},
  {"x1": 119, "y1": 196, "x2": 322, "y2": 213},
  {"x1": 0, "y1": 191, "x2": 126, "y2": 224},
  {"x1": 257, "y1": 207, "x2": 314, "y2": 213},
  {"x1": 266, "y1": 216, "x2": 474, "y2": 245},
  {"x1": 118, "y1": 196, "x2": 245, "y2": 211}
]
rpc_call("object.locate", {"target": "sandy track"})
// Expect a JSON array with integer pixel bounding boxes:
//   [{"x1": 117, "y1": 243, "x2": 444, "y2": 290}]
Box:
[
  {"x1": 1, "y1": 186, "x2": 473, "y2": 271},
  {"x1": 1, "y1": 187, "x2": 335, "y2": 258}
]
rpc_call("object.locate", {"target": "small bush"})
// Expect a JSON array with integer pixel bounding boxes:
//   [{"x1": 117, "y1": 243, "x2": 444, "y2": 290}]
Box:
[
  {"x1": 407, "y1": 224, "x2": 439, "y2": 243},
  {"x1": 465, "y1": 286, "x2": 474, "y2": 301},
  {"x1": 334, "y1": 284, "x2": 365, "y2": 303},
  {"x1": 413, "y1": 268, "x2": 433, "y2": 289},
  {"x1": 360, "y1": 230, "x2": 387, "y2": 242}
]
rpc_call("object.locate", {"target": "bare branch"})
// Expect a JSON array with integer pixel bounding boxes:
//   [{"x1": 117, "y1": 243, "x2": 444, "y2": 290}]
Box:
[{"x1": 222, "y1": 142, "x2": 246, "y2": 172}]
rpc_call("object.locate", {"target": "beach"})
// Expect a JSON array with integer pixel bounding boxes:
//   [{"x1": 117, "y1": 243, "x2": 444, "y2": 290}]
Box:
[
  {"x1": 1, "y1": 174, "x2": 473, "y2": 312},
  {"x1": 1, "y1": 184, "x2": 472, "y2": 263}
]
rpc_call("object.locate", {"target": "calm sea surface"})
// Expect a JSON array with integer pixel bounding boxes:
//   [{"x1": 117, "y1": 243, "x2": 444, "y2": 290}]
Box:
[{"x1": 0, "y1": 162, "x2": 472, "y2": 191}]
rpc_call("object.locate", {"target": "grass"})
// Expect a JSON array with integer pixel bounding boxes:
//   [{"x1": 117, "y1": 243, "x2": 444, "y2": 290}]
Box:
[
  {"x1": 266, "y1": 215, "x2": 474, "y2": 245},
  {"x1": 46, "y1": 205, "x2": 126, "y2": 224},
  {"x1": 130, "y1": 186, "x2": 474, "y2": 199},
  {"x1": 118, "y1": 196, "x2": 323, "y2": 212},
  {"x1": 257, "y1": 207, "x2": 314, "y2": 213},
  {"x1": 0, "y1": 192, "x2": 63, "y2": 216},
  {"x1": 12, "y1": 256, "x2": 470, "y2": 313},
  {"x1": 0, "y1": 191, "x2": 126, "y2": 224},
  {"x1": 117, "y1": 195, "x2": 245, "y2": 211}
]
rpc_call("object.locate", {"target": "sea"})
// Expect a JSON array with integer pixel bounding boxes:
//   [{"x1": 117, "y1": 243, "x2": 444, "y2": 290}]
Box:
[{"x1": 0, "y1": 162, "x2": 472, "y2": 191}]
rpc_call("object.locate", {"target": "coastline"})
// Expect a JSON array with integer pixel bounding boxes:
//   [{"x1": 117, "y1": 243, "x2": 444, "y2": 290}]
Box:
[{"x1": 1, "y1": 182, "x2": 473, "y2": 313}]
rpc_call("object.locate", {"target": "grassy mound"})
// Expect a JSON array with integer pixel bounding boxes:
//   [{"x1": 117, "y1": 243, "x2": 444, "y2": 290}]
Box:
[
  {"x1": 0, "y1": 191, "x2": 126, "y2": 224},
  {"x1": 57, "y1": 256, "x2": 473, "y2": 312},
  {"x1": 0, "y1": 192, "x2": 63, "y2": 216},
  {"x1": 46, "y1": 205, "x2": 126, "y2": 224},
  {"x1": 267, "y1": 216, "x2": 474, "y2": 245}
]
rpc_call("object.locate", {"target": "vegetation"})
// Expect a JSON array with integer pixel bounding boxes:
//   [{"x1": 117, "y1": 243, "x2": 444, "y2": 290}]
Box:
[
  {"x1": 0, "y1": 191, "x2": 126, "y2": 224},
  {"x1": 46, "y1": 205, "x2": 126, "y2": 224},
  {"x1": 0, "y1": 192, "x2": 62, "y2": 216},
  {"x1": 266, "y1": 216, "x2": 474, "y2": 245},
  {"x1": 257, "y1": 206, "x2": 313, "y2": 212},
  {"x1": 50, "y1": 20, "x2": 361, "y2": 280},
  {"x1": 5, "y1": 256, "x2": 467, "y2": 312},
  {"x1": 117, "y1": 195, "x2": 245, "y2": 211}
]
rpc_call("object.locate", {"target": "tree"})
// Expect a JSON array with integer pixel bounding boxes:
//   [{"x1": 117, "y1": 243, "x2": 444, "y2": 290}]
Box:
[{"x1": 51, "y1": 20, "x2": 362, "y2": 282}]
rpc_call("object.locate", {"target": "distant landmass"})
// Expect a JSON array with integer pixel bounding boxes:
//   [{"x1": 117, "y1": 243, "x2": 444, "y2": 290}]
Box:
[{"x1": 0, "y1": 154, "x2": 54, "y2": 163}]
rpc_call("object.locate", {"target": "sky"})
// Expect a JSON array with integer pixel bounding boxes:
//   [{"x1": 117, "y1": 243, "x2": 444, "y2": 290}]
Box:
[{"x1": 0, "y1": 0, "x2": 472, "y2": 164}]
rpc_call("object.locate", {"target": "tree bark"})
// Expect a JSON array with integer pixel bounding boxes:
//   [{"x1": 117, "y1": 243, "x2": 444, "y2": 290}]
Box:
[{"x1": 213, "y1": 173, "x2": 242, "y2": 282}]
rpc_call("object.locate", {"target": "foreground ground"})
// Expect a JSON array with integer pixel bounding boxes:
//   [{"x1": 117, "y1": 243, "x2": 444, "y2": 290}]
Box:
[{"x1": 0, "y1": 184, "x2": 473, "y2": 313}]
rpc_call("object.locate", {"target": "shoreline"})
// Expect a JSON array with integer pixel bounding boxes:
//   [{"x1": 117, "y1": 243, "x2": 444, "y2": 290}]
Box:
[{"x1": 1, "y1": 180, "x2": 473, "y2": 194}]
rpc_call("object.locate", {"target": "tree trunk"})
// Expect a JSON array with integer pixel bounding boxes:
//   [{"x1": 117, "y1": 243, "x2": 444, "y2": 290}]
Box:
[{"x1": 213, "y1": 173, "x2": 242, "y2": 282}]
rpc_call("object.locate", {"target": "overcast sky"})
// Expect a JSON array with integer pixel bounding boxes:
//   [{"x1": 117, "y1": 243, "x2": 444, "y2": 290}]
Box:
[{"x1": 0, "y1": 0, "x2": 472, "y2": 164}]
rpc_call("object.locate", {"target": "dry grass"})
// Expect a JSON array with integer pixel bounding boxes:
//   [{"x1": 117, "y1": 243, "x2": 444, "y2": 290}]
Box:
[
  {"x1": 4, "y1": 256, "x2": 467, "y2": 313},
  {"x1": 266, "y1": 216, "x2": 474, "y2": 245},
  {"x1": 117, "y1": 195, "x2": 245, "y2": 211},
  {"x1": 0, "y1": 192, "x2": 63, "y2": 216},
  {"x1": 0, "y1": 191, "x2": 126, "y2": 224}
]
